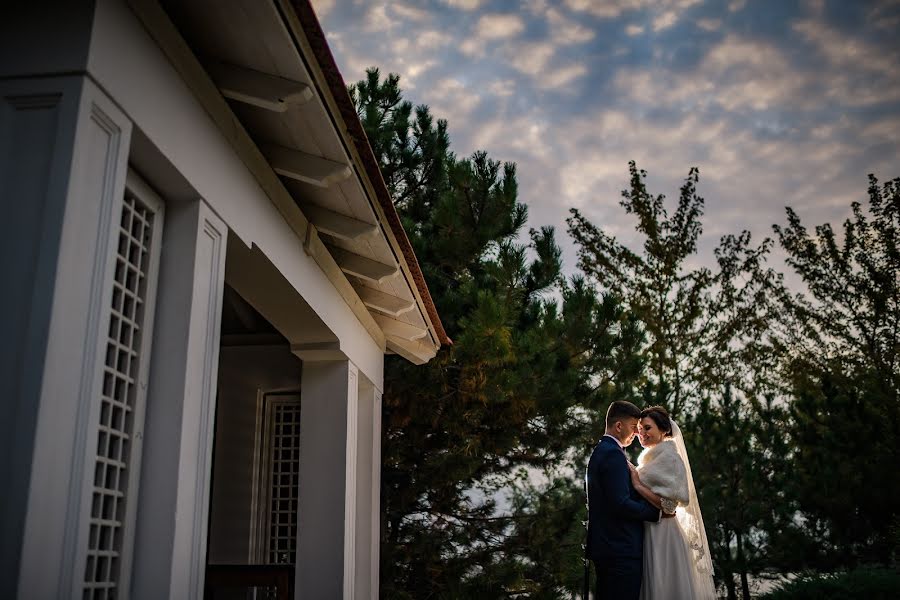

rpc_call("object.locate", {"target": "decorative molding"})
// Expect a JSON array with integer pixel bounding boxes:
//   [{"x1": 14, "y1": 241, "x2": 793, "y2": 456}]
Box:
[
  {"x1": 343, "y1": 365, "x2": 359, "y2": 600},
  {"x1": 248, "y1": 387, "x2": 267, "y2": 563},
  {"x1": 370, "y1": 389, "x2": 383, "y2": 596},
  {"x1": 262, "y1": 143, "x2": 352, "y2": 188},
  {"x1": 205, "y1": 60, "x2": 313, "y2": 112},
  {"x1": 187, "y1": 207, "x2": 227, "y2": 599},
  {"x1": 291, "y1": 341, "x2": 345, "y2": 361}
]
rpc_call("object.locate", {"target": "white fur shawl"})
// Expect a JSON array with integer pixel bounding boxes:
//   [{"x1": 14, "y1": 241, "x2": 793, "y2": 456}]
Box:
[{"x1": 637, "y1": 440, "x2": 690, "y2": 506}]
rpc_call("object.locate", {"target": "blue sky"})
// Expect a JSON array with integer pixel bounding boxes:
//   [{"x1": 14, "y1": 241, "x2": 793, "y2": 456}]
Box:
[{"x1": 312, "y1": 0, "x2": 900, "y2": 278}]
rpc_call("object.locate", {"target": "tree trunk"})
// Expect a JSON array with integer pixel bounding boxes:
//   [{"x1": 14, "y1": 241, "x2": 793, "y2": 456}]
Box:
[
  {"x1": 725, "y1": 572, "x2": 737, "y2": 600},
  {"x1": 735, "y1": 530, "x2": 751, "y2": 598}
]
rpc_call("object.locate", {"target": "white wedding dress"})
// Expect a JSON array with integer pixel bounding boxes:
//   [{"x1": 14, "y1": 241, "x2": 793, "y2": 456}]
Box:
[{"x1": 637, "y1": 422, "x2": 717, "y2": 600}]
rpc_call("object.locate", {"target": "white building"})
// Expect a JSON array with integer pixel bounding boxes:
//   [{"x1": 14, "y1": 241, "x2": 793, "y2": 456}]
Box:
[{"x1": 1, "y1": 2, "x2": 449, "y2": 598}]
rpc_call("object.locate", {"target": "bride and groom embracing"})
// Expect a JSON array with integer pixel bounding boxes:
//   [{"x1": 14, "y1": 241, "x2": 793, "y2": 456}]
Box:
[{"x1": 586, "y1": 400, "x2": 717, "y2": 600}]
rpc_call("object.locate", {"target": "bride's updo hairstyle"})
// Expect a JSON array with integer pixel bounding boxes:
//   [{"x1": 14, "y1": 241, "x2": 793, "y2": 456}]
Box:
[{"x1": 640, "y1": 405, "x2": 674, "y2": 438}]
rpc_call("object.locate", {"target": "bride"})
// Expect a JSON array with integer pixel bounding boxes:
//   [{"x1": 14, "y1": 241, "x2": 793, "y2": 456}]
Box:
[{"x1": 627, "y1": 406, "x2": 717, "y2": 600}]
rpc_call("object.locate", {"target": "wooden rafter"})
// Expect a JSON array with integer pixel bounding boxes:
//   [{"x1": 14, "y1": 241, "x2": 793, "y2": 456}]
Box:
[
  {"x1": 206, "y1": 60, "x2": 313, "y2": 112},
  {"x1": 351, "y1": 283, "x2": 415, "y2": 317},
  {"x1": 262, "y1": 143, "x2": 352, "y2": 187},
  {"x1": 372, "y1": 313, "x2": 428, "y2": 341},
  {"x1": 302, "y1": 204, "x2": 377, "y2": 241},
  {"x1": 327, "y1": 246, "x2": 398, "y2": 284}
]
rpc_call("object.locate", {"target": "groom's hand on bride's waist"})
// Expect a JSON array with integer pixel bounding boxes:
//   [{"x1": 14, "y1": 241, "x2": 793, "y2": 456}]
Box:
[{"x1": 661, "y1": 512, "x2": 677, "y2": 519}]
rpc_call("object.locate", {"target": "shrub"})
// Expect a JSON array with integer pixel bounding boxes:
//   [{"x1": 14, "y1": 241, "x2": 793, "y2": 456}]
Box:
[{"x1": 760, "y1": 567, "x2": 900, "y2": 599}]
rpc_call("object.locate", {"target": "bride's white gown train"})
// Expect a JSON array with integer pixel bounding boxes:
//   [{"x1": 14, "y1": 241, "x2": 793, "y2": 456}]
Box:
[
  {"x1": 640, "y1": 515, "x2": 702, "y2": 599},
  {"x1": 636, "y1": 421, "x2": 717, "y2": 600}
]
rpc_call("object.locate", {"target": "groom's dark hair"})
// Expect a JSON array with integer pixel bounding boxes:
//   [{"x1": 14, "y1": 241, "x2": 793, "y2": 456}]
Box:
[{"x1": 605, "y1": 400, "x2": 642, "y2": 430}]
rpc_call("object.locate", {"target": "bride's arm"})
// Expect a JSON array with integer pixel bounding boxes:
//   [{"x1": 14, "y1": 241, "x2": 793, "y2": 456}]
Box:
[{"x1": 628, "y1": 463, "x2": 677, "y2": 515}]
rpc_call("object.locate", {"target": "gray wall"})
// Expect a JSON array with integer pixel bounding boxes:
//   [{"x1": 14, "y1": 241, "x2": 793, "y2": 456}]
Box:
[{"x1": 208, "y1": 345, "x2": 301, "y2": 564}]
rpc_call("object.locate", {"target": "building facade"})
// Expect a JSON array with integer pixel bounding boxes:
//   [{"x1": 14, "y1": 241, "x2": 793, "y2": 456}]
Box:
[{"x1": 0, "y1": 2, "x2": 448, "y2": 598}]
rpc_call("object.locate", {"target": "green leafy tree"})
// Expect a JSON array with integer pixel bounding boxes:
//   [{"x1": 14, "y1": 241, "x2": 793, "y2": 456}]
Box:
[
  {"x1": 567, "y1": 163, "x2": 787, "y2": 595},
  {"x1": 773, "y1": 175, "x2": 900, "y2": 567},
  {"x1": 351, "y1": 69, "x2": 646, "y2": 597},
  {"x1": 567, "y1": 162, "x2": 779, "y2": 416}
]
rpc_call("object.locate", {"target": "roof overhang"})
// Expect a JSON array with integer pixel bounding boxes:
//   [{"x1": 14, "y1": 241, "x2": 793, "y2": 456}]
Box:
[{"x1": 128, "y1": 0, "x2": 450, "y2": 365}]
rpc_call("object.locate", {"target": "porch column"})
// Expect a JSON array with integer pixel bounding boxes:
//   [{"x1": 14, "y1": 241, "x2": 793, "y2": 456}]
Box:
[
  {"x1": 355, "y1": 377, "x2": 383, "y2": 599},
  {"x1": 295, "y1": 357, "x2": 360, "y2": 599},
  {"x1": 1, "y1": 71, "x2": 132, "y2": 598},
  {"x1": 130, "y1": 200, "x2": 227, "y2": 599}
]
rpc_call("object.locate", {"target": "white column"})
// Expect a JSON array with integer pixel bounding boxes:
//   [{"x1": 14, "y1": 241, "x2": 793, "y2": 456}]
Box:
[
  {"x1": 130, "y1": 200, "x2": 227, "y2": 599},
  {"x1": 1, "y1": 74, "x2": 132, "y2": 600},
  {"x1": 355, "y1": 378, "x2": 383, "y2": 599},
  {"x1": 295, "y1": 358, "x2": 360, "y2": 599}
]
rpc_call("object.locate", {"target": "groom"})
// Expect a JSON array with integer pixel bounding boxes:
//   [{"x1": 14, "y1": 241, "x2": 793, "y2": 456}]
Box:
[{"x1": 586, "y1": 400, "x2": 665, "y2": 600}]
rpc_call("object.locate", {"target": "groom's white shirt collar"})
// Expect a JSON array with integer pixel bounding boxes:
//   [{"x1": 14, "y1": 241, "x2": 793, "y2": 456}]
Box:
[{"x1": 603, "y1": 433, "x2": 624, "y2": 449}]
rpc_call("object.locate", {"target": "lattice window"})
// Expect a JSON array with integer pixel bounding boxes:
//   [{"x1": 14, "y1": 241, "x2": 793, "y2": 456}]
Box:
[
  {"x1": 83, "y1": 176, "x2": 163, "y2": 599},
  {"x1": 267, "y1": 402, "x2": 301, "y2": 564},
  {"x1": 251, "y1": 392, "x2": 301, "y2": 567}
]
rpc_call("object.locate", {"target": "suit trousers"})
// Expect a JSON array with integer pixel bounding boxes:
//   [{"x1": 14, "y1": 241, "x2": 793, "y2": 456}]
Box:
[{"x1": 593, "y1": 556, "x2": 642, "y2": 600}]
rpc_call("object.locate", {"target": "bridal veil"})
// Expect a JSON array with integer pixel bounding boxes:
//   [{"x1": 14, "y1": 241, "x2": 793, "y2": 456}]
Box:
[{"x1": 670, "y1": 420, "x2": 717, "y2": 598}]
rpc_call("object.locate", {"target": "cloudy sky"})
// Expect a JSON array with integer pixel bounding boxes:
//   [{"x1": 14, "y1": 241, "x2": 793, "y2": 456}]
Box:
[{"x1": 311, "y1": 0, "x2": 900, "y2": 278}]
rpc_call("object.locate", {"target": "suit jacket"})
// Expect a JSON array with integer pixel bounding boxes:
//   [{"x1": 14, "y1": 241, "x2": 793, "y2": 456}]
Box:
[{"x1": 586, "y1": 436, "x2": 660, "y2": 561}]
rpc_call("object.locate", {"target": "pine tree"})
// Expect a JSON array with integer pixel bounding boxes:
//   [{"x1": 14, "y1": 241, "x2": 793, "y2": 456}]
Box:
[{"x1": 351, "y1": 69, "x2": 646, "y2": 597}]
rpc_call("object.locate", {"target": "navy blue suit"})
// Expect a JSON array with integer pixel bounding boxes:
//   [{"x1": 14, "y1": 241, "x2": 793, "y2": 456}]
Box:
[{"x1": 586, "y1": 436, "x2": 660, "y2": 600}]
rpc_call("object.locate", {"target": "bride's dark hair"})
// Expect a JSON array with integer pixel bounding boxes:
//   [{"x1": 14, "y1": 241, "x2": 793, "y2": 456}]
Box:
[{"x1": 641, "y1": 405, "x2": 674, "y2": 437}]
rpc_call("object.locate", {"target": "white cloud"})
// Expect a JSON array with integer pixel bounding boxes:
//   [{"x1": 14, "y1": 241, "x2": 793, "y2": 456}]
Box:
[
  {"x1": 625, "y1": 24, "x2": 645, "y2": 36},
  {"x1": 460, "y1": 37, "x2": 486, "y2": 57},
  {"x1": 526, "y1": 0, "x2": 550, "y2": 14},
  {"x1": 653, "y1": 10, "x2": 678, "y2": 31},
  {"x1": 390, "y1": 3, "x2": 431, "y2": 22},
  {"x1": 417, "y1": 30, "x2": 452, "y2": 49},
  {"x1": 405, "y1": 59, "x2": 437, "y2": 81},
  {"x1": 509, "y1": 42, "x2": 556, "y2": 74},
  {"x1": 310, "y1": 0, "x2": 335, "y2": 19},
  {"x1": 426, "y1": 78, "x2": 482, "y2": 125},
  {"x1": 793, "y1": 19, "x2": 897, "y2": 77},
  {"x1": 803, "y1": 0, "x2": 824, "y2": 16},
  {"x1": 610, "y1": 34, "x2": 819, "y2": 115},
  {"x1": 442, "y1": 0, "x2": 482, "y2": 10},
  {"x1": 696, "y1": 18, "x2": 721, "y2": 31},
  {"x1": 487, "y1": 79, "x2": 517, "y2": 97},
  {"x1": 475, "y1": 14, "x2": 526, "y2": 39},
  {"x1": 550, "y1": 104, "x2": 869, "y2": 268},
  {"x1": 564, "y1": 0, "x2": 645, "y2": 19},
  {"x1": 540, "y1": 64, "x2": 588, "y2": 89},
  {"x1": 703, "y1": 36, "x2": 810, "y2": 110},
  {"x1": 565, "y1": 0, "x2": 700, "y2": 22},
  {"x1": 315, "y1": 0, "x2": 899, "y2": 286},
  {"x1": 793, "y1": 19, "x2": 900, "y2": 106},
  {"x1": 867, "y1": 0, "x2": 900, "y2": 30},
  {"x1": 362, "y1": 4, "x2": 392, "y2": 33},
  {"x1": 546, "y1": 8, "x2": 595, "y2": 44}
]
